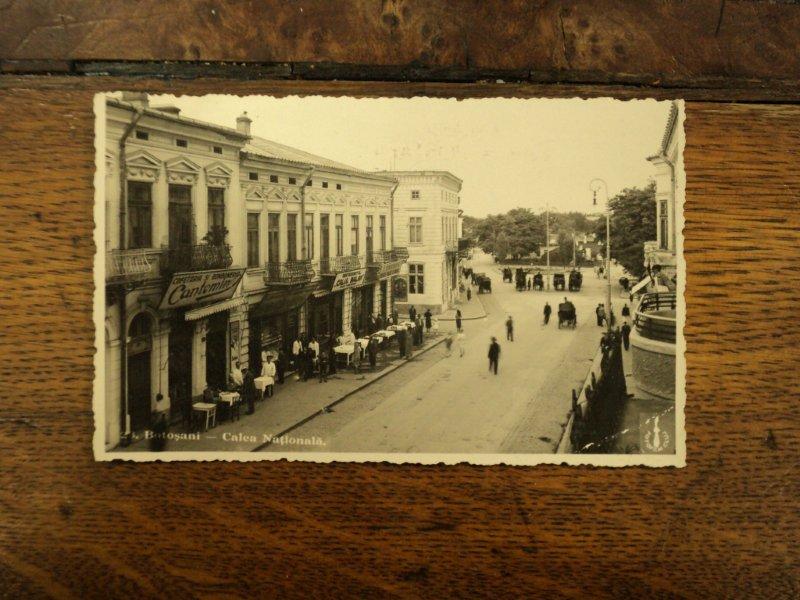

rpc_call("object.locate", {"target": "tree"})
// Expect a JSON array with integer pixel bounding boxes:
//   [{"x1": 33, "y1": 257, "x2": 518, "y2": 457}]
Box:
[
  {"x1": 594, "y1": 183, "x2": 656, "y2": 279},
  {"x1": 556, "y1": 231, "x2": 574, "y2": 267}
]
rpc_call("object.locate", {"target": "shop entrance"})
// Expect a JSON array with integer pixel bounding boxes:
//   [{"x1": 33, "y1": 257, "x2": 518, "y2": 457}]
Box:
[
  {"x1": 169, "y1": 319, "x2": 193, "y2": 421},
  {"x1": 351, "y1": 284, "x2": 374, "y2": 337},
  {"x1": 380, "y1": 280, "x2": 388, "y2": 318},
  {"x1": 127, "y1": 313, "x2": 152, "y2": 432},
  {"x1": 205, "y1": 311, "x2": 228, "y2": 390}
]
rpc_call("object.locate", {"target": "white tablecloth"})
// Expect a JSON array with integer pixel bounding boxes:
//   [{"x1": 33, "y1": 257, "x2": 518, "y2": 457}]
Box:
[
  {"x1": 218, "y1": 392, "x2": 240, "y2": 405},
  {"x1": 254, "y1": 376, "x2": 273, "y2": 391},
  {"x1": 374, "y1": 329, "x2": 395, "y2": 338}
]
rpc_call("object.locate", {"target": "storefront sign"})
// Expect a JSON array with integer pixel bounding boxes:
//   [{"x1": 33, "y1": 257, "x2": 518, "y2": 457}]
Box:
[
  {"x1": 331, "y1": 268, "x2": 367, "y2": 292},
  {"x1": 159, "y1": 268, "x2": 245, "y2": 310},
  {"x1": 392, "y1": 276, "x2": 408, "y2": 302}
]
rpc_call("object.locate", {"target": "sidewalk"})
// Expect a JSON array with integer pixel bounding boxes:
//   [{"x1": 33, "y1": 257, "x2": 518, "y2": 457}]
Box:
[
  {"x1": 117, "y1": 331, "x2": 447, "y2": 454},
  {"x1": 437, "y1": 289, "x2": 488, "y2": 322}
]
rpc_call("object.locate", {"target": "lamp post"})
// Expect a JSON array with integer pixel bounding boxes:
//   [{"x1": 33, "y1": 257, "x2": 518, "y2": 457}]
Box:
[{"x1": 590, "y1": 178, "x2": 612, "y2": 334}]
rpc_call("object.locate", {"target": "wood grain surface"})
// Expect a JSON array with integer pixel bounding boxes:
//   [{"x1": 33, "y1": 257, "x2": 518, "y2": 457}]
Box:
[
  {"x1": 2, "y1": 0, "x2": 800, "y2": 90},
  {"x1": 0, "y1": 76, "x2": 798, "y2": 598}
]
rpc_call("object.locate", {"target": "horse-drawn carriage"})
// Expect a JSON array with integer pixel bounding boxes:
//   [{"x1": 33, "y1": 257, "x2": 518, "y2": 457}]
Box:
[
  {"x1": 619, "y1": 276, "x2": 630, "y2": 291},
  {"x1": 553, "y1": 272, "x2": 566, "y2": 291},
  {"x1": 568, "y1": 269, "x2": 583, "y2": 292},
  {"x1": 502, "y1": 267, "x2": 513, "y2": 283},
  {"x1": 515, "y1": 268, "x2": 527, "y2": 291},
  {"x1": 475, "y1": 273, "x2": 492, "y2": 294},
  {"x1": 532, "y1": 272, "x2": 544, "y2": 291},
  {"x1": 558, "y1": 301, "x2": 577, "y2": 329}
]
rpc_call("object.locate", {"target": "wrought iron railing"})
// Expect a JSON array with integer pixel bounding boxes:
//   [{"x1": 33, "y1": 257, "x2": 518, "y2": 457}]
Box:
[
  {"x1": 392, "y1": 246, "x2": 409, "y2": 262},
  {"x1": 319, "y1": 255, "x2": 363, "y2": 274},
  {"x1": 106, "y1": 248, "x2": 163, "y2": 283},
  {"x1": 634, "y1": 292, "x2": 677, "y2": 343},
  {"x1": 163, "y1": 244, "x2": 233, "y2": 274},
  {"x1": 265, "y1": 259, "x2": 315, "y2": 284},
  {"x1": 366, "y1": 249, "x2": 395, "y2": 265}
]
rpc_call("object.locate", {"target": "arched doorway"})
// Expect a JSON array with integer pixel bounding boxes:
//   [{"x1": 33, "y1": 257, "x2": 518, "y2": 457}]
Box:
[{"x1": 127, "y1": 313, "x2": 153, "y2": 432}]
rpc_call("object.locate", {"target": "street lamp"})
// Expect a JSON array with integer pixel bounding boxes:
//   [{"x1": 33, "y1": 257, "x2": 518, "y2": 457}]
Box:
[
  {"x1": 544, "y1": 201, "x2": 550, "y2": 290},
  {"x1": 590, "y1": 178, "x2": 612, "y2": 334}
]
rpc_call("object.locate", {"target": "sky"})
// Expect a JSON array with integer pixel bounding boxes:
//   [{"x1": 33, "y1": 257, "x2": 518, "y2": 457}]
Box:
[{"x1": 151, "y1": 94, "x2": 672, "y2": 218}]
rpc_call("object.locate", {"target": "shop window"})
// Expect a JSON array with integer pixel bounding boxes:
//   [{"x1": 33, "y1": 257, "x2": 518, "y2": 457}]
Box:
[
  {"x1": 409, "y1": 217, "x2": 423, "y2": 244},
  {"x1": 247, "y1": 213, "x2": 260, "y2": 267},
  {"x1": 128, "y1": 181, "x2": 152, "y2": 249},
  {"x1": 409, "y1": 263, "x2": 424, "y2": 294}
]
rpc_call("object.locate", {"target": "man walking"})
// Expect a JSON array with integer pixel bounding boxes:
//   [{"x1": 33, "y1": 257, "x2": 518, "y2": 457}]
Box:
[
  {"x1": 595, "y1": 303, "x2": 606, "y2": 327},
  {"x1": 506, "y1": 315, "x2": 514, "y2": 342},
  {"x1": 621, "y1": 321, "x2": 632, "y2": 350},
  {"x1": 488, "y1": 337, "x2": 500, "y2": 375},
  {"x1": 242, "y1": 367, "x2": 256, "y2": 415},
  {"x1": 408, "y1": 305, "x2": 417, "y2": 323},
  {"x1": 543, "y1": 302, "x2": 552, "y2": 325},
  {"x1": 455, "y1": 308, "x2": 462, "y2": 332},
  {"x1": 424, "y1": 308, "x2": 433, "y2": 333}
]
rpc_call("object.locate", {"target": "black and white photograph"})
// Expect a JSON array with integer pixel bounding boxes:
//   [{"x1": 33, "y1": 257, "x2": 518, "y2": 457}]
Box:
[{"x1": 93, "y1": 93, "x2": 685, "y2": 465}]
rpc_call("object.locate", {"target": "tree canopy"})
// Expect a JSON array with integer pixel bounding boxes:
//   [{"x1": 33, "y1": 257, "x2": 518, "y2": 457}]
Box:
[{"x1": 594, "y1": 183, "x2": 656, "y2": 278}]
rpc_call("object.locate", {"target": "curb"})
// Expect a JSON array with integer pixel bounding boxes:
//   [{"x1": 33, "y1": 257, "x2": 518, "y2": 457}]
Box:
[
  {"x1": 252, "y1": 336, "x2": 448, "y2": 451},
  {"x1": 437, "y1": 294, "x2": 489, "y2": 322}
]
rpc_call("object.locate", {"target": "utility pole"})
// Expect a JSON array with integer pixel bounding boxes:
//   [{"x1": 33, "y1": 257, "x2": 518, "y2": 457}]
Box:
[
  {"x1": 590, "y1": 179, "x2": 612, "y2": 334},
  {"x1": 545, "y1": 202, "x2": 550, "y2": 290}
]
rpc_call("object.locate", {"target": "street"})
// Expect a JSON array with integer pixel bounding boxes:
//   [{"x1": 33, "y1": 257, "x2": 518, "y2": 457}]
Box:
[{"x1": 261, "y1": 250, "x2": 625, "y2": 455}]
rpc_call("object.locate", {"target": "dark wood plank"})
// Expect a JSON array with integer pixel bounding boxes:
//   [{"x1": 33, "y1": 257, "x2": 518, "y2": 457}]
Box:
[
  {"x1": 0, "y1": 79, "x2": 798, "y2": 597},
  {"x1": 1, "y1": 1, "x2": 800, "y2": 90}
]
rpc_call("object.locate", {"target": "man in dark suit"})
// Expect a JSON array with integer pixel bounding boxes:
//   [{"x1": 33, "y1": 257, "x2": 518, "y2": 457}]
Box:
[
  {"x1": 242, "y1": 367, "x2": 256, "y2": 415},
  {"x1": 408, "y1": 305, "x2": 417, "y2": 323},
  {"x1": 488, "y1": 337, "x2": 500, "y2": 375}
]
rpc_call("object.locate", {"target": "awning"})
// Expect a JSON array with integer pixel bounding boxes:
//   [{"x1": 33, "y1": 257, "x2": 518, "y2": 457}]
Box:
[
  {"x1": 629, "y1": 276, "x2": 653, "y2": 297},
  {"x1": 185, "y1": 297, "x2": 247, "y2": 321},
  {"x1": 249, "y1": 284, "x2": 316, "y2": 319}
]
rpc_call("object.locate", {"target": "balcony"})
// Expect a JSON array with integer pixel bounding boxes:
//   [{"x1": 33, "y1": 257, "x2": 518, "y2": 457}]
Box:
[
  {"x1": 106, "y1": 248, "x2": 163, "y2": 284},
  {"x1": 319, "y1": 255, "x2": 363, "y2": 275},
  {"x1": 163, "y1": 243, "x2": 233, "y2": 274},
  {"x1": 633, "y1": 292, "x2": 676, "y2": 344},
  {"x1": 265, "y1": 259, "x2": 315, "y2": 285},
  {"x1": 367, "y1": 249, "x2": 405, "y2": 279},
  {"x1": 392, "y1": 246, "x2": 409, "y2": 262}
]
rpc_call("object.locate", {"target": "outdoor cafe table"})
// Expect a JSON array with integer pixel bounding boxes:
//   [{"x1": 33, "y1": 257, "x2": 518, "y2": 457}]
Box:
[
  {"x1": 254, "y1": 376, "x2": 273, "y2": 392},
  {"x1": 217, "y1": 391, "x2": 240, "y2": 421},
  {"x1": 191, "y1": 402, "x2": 217, "y2": 431},
  {"x1": 334, "y1": 344, "x2": 355, "y2": 365}
]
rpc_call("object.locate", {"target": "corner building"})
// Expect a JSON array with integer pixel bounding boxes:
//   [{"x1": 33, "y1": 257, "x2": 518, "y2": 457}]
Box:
[{"x1": 380, "y1": 171, "x2": 463, "y2": 314}]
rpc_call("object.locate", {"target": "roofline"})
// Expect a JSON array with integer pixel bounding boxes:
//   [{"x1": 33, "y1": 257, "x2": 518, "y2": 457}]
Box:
[
  {"x1": 107, "y1": 97, "x2": 250, "y2": 142},
  {"x1": 242, "y1": 150, "x2": 398, "y2": 184},
  {"x1": 376, "y1": 170, "x2": 463, "y2": 185}
]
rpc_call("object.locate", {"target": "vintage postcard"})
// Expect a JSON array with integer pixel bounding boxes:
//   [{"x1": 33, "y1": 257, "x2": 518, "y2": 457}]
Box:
[{"x1": 93, "y1": 93, "x2": 686, "y2": 466}]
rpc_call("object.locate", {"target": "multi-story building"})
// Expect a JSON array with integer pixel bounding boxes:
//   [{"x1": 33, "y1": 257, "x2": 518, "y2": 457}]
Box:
[
  {"x1": 103, "y1": 93, "x2": 250, "y2": 449},
  {"x1": 630, "y1": 101, "x2": 683, "y2": 402},
  {"x1": 102, "y1": 95, "x2": 408, "y2": 448},
  {"x1": 236, "y1": 114, "x2": 404, "y2": 375},
  {"x1": 646, "y1": 101, "x2": 680, "y2": 281},
  {"x1": 380, "y1": 171, "x2": 463, "y2": 314}
]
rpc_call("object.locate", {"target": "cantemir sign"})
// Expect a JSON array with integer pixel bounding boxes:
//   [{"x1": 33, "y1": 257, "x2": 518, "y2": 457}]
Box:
[
  {"x1": 331, "y1": 268, "x2": 367, "y2": 292},
  {"x1": 159, "y1": 269, "x2": 245, "y2": 310}
]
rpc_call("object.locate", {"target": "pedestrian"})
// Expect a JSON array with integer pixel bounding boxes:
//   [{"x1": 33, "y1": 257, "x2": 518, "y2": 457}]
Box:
[
  {"x1": 455, "y1": 308, "x2": 462, "y2": 332},
  {"x1": 367, "y1": 336, "x2": 379, "y2": 369},
  {"x1": 543, "y1": 302, "x2": 552, "y2": 325},
  {"x1": 292, "y1": 335, "x2": 304, "y2": 378},
  {"x1": 376, "y1": 313, "x2": 384, "y2": 331},
  {"x1": 406, "y1": 327, "x2": 414, "y2": 359},
  {"x1": 457, "y1": 329, "x2": 466, "y2": 357},
  {"x1": 398, "y1": 327, "x2": 407, "y2": 358},
  {"x1": 621, "y1": 321, "x2": 631, "y2": 350},
  {"x1": 466, "y1": 287, "x2": 472, "y2": 301},
  {"x1": 506, "y1": 315, "x2": 514, "y2": 342},
  {"x1": 308, "y1": 336, "x2": 320, "y2": 370},
  {"x1": 149, "y1": 393, "x2": 169, "y2": 452},
  {"x1": 610, "y1": 309, "x2": 616, "y2": 327},
  {"x1": 261, "y1": 354, "x2": 276, "y2": 398},
  {"x1": 242, "y1": 367, "x2": 256, "y2": 415},
  {"x1": 424, "y1": 308, "x2": 432, "y2": 332},
  {"x1": 595, "y1": 303, "x2": 605, "y2": 327},
  {"x1": 622, "y1": 303, "x2": 631, "y2": 318},
  {"x1": 230, "y1": 360, "x2": 244, "y2": 392},
  {"x1": 303, "y1": 345, "x2": 315, "y2": 381},
  {"x1": 352, "y1": 340, "x2": 362, "y2": 374},
  {"x1": 432, "y1": 317, "x2": 440, "y2": 336},
  {"x1": 444, "y1": 333, "x2": 454, "y2": 356},
  {"x1": 276, "y1": 348, "x2": 286, "y2": 384},
  {"x1": 318, "y1": 350, "x2": 329, "y2": 382},
  {"x1": 409, "y1": 305, "x2": 417, "y2": 323},
  {"x1": 488, "y1": 336, "x2": 500, "y2": 375},
  {"x1": 417, "y1": 316, "x2": 425, "y2": 344},
  {"x1": 391, "y1": 307, "x2": 399, "y2": 326}
]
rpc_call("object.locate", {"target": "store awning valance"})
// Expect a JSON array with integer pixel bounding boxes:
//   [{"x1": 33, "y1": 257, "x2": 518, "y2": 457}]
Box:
[
  {"x1": 185, "y1": 297, "x2": 246, "y2": 321},
  {"x1": 249, "y1": 284, "x2": 316, "y2": 319}
]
